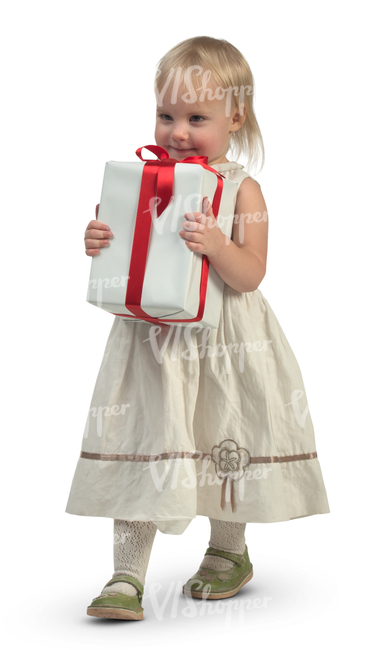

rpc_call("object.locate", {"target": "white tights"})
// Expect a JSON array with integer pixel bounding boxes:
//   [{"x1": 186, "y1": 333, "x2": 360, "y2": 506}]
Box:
[
  {"x1": 200, "y1": 518, "x2": 246, "y2": 571},
  {"x1": 102, "y1": 520, "x2": 157, "y2": 597},
  {"x1": 101, "y1": 518, "x2": 246, "y2": 597}
]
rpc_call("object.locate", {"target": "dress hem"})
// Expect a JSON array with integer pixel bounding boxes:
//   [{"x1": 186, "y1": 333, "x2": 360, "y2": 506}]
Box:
[{"x1": 65, "y1": 505, "x2": 330, "y2": 535}]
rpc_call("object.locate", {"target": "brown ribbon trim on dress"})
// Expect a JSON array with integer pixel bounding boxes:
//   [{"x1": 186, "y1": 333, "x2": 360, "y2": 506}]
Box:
[
  {"x1": 79, "y1": 450, "x2": 318, "y2": 515},
  {"x1": 80, "y1": 450, "x2": 318, "y2": 463},
  {"x1": 220, "y1": 477, "x2": 237, "y2": 513}
]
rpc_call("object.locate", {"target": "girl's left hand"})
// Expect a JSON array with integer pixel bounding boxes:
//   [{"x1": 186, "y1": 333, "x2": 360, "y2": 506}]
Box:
[{"x1": 179, "y1": 197, "x2": 225, "y2": 258}]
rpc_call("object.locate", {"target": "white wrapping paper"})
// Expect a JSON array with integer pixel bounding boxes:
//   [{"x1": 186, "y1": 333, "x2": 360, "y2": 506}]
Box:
[{"x1": 86, "y1": 159, "x2": 239, "y2": 328}]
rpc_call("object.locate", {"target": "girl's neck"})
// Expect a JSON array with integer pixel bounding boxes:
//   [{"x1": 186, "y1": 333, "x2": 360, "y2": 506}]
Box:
[{"x1": 209, "y1": 155, "x2": 230, "y2": 165}]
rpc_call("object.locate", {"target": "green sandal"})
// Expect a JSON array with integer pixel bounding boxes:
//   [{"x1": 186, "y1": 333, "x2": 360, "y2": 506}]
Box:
[
  {"x1": 86, "y1": 575, "x2": 144, "y2": 620},
  {"x1": 182, "y1": 544, "x2": 253, "y2": 600}
]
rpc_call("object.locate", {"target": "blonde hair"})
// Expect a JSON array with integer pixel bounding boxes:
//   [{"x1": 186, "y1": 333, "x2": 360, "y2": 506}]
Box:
[{"x1": 154, "y1": 36, "x2": 265, "y2": 175}]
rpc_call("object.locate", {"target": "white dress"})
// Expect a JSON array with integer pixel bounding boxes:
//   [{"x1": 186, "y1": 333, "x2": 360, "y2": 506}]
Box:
[{"x1": 65, "y1": 161, "x2": 330, "y2": 535}]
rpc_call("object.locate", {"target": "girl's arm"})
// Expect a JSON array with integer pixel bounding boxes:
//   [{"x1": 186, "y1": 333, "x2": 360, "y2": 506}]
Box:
[{"x1": 208, "y1": 178, "x2": 268, "y2": 292}]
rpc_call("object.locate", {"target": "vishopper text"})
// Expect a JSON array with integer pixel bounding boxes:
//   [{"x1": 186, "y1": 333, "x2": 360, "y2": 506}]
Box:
[
  {"x1": 145, "y1": 579, "x2": 272, "y2": 624},
  {"x1": 142, "y1": 453, "x2": 273, "y2": 496},
  {"x1": 155, "y1": 65, "x2": 253, "y2": 118},
  {"x1": 83, "y1": 402, "x2": 130, "y2": 438},
  {"x1": 88, "y1": 275, "x2": 130, "y2": 310},
  {"x1": 142, "y1": 193, "x2": 268, "y2": 246},
  {"x1": 143, "y1": 324, "x2": 273, "y2": 374}
]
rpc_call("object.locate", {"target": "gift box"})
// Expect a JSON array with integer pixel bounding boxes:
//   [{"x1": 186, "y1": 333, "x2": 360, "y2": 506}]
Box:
[{"x1": 86, "y1": 145, "x2": 239, "y2": 329}]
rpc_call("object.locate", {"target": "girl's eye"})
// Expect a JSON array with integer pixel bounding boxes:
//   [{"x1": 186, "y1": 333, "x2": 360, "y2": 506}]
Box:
[{"x1": 158, "y1": 114, "x2": 204, "y2": 122}]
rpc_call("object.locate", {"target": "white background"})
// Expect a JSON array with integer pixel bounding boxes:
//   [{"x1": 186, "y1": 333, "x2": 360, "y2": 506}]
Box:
[{"x1": 1, "y1": 0, "x2": 369, "y2": 647}]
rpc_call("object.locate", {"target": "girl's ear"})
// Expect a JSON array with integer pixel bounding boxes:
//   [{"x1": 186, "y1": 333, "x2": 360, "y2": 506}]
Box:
[{"x1": 231, "y1": 105, "x2": 246, "y2": 131}]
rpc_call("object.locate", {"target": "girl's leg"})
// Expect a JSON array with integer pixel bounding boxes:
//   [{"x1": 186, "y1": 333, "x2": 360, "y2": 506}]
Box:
[
  {"x1": 199, "y1": 518, "x2": 246, "y2": 571},
  {"x1": 101, "y1": 519, "x2": 157, "y2": 597}
]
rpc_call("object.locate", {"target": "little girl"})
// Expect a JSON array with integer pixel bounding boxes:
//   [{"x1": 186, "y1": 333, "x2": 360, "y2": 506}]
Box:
[{"x1": 65, "y1": 35, "x2": 330, "y2": 621}]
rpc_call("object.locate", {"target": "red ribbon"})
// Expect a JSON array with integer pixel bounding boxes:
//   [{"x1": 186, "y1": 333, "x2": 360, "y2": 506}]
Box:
[{"x1": 104, "y1": 145, "x2": 227, "y2": 326}]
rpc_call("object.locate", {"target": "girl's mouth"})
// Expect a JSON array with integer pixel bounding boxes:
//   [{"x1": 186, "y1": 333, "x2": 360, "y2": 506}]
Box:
[{"x1": 172, "y1": 147, "x2": 194, "y2": 153}]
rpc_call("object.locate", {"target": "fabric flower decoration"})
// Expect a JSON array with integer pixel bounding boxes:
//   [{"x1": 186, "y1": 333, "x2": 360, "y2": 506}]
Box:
[{"x1": 211, "y1": 438, "x2": 251, "y2": 513}]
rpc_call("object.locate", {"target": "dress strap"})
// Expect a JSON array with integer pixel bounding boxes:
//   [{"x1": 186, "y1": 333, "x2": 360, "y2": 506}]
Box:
[
  {"x1": 210, "y1": 162, "x2": 245, "y2": 173},
  {"x1": 210, "y1": 161, "x2": 261, "y2": 187}
]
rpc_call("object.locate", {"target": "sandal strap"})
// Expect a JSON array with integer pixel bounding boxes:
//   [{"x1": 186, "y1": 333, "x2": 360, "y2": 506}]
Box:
[
  {"x1": 204, "y1": 545, "x2": 246, "y2": 567},
  {"x1": 103, "y1": 574, "x2": 144, "y2": 595}
]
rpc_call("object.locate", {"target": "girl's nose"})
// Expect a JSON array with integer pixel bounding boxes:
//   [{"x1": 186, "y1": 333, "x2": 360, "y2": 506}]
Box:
[{"x1": 170, "y1": 123, "x2": 189, "y2": 140}]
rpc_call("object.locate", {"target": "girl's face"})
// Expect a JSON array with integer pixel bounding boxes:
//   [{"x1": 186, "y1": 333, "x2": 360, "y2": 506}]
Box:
[{"x1": 154, "y1": 86, "x2": 244, "y2": 166}]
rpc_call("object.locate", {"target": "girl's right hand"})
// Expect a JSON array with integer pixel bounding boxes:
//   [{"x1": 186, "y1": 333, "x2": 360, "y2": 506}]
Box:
[{"x1": 84, "y1": 204, "x2": 113, "y2": 256}]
